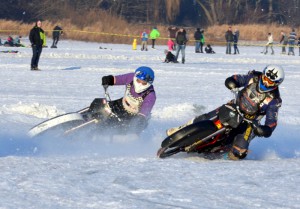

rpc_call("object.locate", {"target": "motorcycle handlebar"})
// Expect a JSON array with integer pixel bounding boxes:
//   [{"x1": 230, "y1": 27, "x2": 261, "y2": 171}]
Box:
[{"x1": 103, "y1": 85, "x2": 111, "y2": 102}]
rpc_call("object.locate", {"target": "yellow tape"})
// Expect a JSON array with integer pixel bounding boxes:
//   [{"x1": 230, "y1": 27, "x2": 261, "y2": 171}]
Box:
[{"x1": 1, "y1": 29, "x2": 299, "y2": 47}]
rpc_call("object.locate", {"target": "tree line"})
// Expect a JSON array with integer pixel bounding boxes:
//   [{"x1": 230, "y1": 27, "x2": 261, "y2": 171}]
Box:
[{"x1": 1, "y1": 0, "x2": 300, "y2": 27}]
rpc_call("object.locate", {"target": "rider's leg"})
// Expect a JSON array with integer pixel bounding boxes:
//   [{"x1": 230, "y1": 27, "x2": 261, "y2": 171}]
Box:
[
  {"x1": 228, "y1": 123, "x2": 253, "y2": 160},
  {"x1": 86, "y1": 98, "x2": 114, "y2": 121},
  {"x1": 89, "y1": 98, "x2": 106, "y2": 113}
]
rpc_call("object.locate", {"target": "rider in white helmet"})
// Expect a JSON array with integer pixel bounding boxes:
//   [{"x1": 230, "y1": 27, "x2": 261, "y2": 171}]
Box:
[{"x1": 167, "y1": 64, "x2": 285, "y2": 160}]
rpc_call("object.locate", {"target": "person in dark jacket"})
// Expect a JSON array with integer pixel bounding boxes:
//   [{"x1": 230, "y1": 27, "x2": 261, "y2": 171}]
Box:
[
  {"x1": 51, "y1": 25, "x2": 63, "y2": 48},
  {"x1": 288, "y1": 28, "x2": 297, "y2": 56},
  {"x1": 166, "y1": 65, "x2": 285, "y2": 160},
  {"x1": 204, "y1": 44, "x2": 215, "y2": 54},
  {"x1": 279, "y1": 31, "x2": 288, "y2": 54},
  {"x1": 175, "y1": 28, "x2": 188, "y2": 64},
  {"x1": 225, "y1": 26, "x2": 234, "y2": 54},
  {"x1": 163, "y1": 49, "x2": 178, "y2": 63},
  {"x1": 233, "y1": 29, "x2": 240, "y2": 54},
  {"x1": 194, "y1": 28, "x2": 201, "y2": 53},
  {"x1": 298, "y1": 37, "x2": 300, "y2": 56},
  {"x1": 29, "y1": 20, "x2": 46, "y2": 70}
]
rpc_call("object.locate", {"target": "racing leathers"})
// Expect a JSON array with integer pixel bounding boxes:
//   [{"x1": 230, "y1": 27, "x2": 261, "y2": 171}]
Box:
[
  {"x1": 194, "y1": 70, "x2": 282, "y2": 160},
  {"x1": 92, "y1": 73, "x2": 156, "y2": 134}
]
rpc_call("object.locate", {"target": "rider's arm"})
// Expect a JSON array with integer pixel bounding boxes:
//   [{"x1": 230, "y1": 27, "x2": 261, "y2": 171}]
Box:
[
  {"x1": 128, "y1": 92, "x2": 156, "y2": 134},
  {"x1": 102, "y1": 73, "x2": 135, "y2": 86},
  {"x1": 254, "y1": 99, "x2": 281, "y2": 137},
  {"x1": 114, "y1": 73, "x2": 135, "y2": 85},
  {"x1": 139, "y1": 91, "x2": 156, "y2": 117},
  {"x1": 225, "y1": 74, "x2": 251, "y2": 89},
  {"x1": 264, "y1": 99, "x2": 281, "y2": 131}
]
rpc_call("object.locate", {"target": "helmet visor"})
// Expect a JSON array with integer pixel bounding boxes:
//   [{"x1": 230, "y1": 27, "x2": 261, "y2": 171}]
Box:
[{"x1": 136, "y1": 78, "x2": 148, "y2": 85}]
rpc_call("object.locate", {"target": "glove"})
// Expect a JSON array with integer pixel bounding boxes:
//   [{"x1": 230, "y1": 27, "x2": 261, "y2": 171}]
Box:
[
  {"x1": 225, "y1": 77, "x2": 238, "y2": 90},
  {"x1": 230, "y1": 88, "x2": 239, "y2": 93},
  {"x1": 102, "y1": 75, "x2": 114, "y2": 86},
  {"x1": 252, "y1": 122, "x2": 272, "y2": 138}
]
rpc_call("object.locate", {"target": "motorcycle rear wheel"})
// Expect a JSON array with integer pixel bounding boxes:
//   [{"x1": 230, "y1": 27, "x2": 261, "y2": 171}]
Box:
[
  {"x1": 157, "y1": 120, "x2": 218, "y2": 158},
  {"x1": 28, "y1": 113, "x2": 86, "y2": 138}
]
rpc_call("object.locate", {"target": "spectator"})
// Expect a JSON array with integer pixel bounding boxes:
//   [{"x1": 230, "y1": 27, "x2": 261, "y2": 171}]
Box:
[
  {"x1": 13, "y1": 36, "x2": 24, "y2": 47},
  {"x1": 175, "y1": 28, "x2": 188, "y2": 64},
  {"x1": 29, "y1": 20, "x2": 46, "y2": 71},
  {"x1": 167, "y1": 38, "x2": 174, "y2": 51},
  {"x1": 233, "y1": 28, "x2": 240, "y2": 54},
  {"x1": 298, "y1": 37, "x2": 300, "y2": 56},
  {"x1": 205, "y1": 44, "x2": 215, "y2": 54},
  {"x1": 150, "y1": 27, "x2": 160, "y2": 49},
  {"x1": 164, "y1": 49, "x2": 178, "y2": 63},
  {"x1": 140, "y1": 29, "x2": 148, "y2": 51},
  {"x1": 288, "y1": 28, "x2": 297, "y2": 56},
  {"x1": 279, "y1": 31, "x2": 288, "y2": 54},
  {"x1": 200, "y1": 29, "x2": 205, "y2": 53},
  {"x1": 4, "y1": 36, "x2": 14, "y2": 46},
  {"x1": 225, "y1": 26, "x2": 234, "y2": 54},
  {"x1": 262, "y1": 33, "x2": 274, "y2": 55},
  {"x1": 51, "y1": 25, "x2": 63, "y2": 48},
  {"x1": 168, "y1": 26, "x2": 179, "y2": 50},
  {"x1": 194, "y1": 28, "x2": 201, "y2": 53}
]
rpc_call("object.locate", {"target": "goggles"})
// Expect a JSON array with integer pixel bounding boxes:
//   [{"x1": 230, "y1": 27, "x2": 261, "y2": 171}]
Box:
[
  {"x1": 136, "y1": 78, "x2": 148, "y2": 85},
  {"x1": 262, "y1": 75, "x2": 275, "y2": 86}
]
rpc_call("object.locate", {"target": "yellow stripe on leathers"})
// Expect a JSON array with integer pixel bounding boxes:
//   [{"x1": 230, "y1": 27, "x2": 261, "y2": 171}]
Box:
[{"x1": 244, "y1": 124, "x2": 252, "y2": 141}]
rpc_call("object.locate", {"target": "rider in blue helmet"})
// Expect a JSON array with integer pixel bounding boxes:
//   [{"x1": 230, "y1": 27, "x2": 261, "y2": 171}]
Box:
[
  {"x1": 97, "y1": 66, "x2": 156, "y2": 135},
  {"x1": 133, "y1": 66, "x2": 155, "y2": 93}
]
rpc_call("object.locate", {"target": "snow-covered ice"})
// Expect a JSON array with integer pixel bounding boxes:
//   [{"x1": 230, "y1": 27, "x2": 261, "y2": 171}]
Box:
[{"x1": 0, "y1": 40, "x2": 300, "y2": 208}]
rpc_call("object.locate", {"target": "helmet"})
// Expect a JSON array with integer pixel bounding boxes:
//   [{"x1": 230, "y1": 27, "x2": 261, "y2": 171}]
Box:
[
  {"x1": 135, "y1": 66, "x2": 154, "y2": 84},
  {"x1": 258, "y1": 65, "x2": 285, "y2": 92},
  {"x1": 133, "y1": 66, "x2": 154, "y2": 93}
]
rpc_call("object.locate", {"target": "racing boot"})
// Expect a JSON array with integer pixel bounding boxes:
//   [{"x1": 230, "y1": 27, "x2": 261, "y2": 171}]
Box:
[
  {"x1": 166, "y1": 118, "x2": 194, "y2": 136},
  {"x1": 227, "y1": 146, "x2": 248, "y2": 160},
  {"x1": 227, "y1": 134, "x2": 250, "y2": 160}
]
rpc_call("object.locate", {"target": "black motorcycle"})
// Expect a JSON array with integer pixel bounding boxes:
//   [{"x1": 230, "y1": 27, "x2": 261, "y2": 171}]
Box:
[{"x1": 157, "y1": 93, "x2": 255, "y2": 159}]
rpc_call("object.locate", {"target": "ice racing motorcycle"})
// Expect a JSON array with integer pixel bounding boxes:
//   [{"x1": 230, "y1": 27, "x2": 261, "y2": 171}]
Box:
[
  {"x1": 28, "y1": 86, "x2": 121, "y2": 138},
  {"x1": 157, "y1": 94, "x2": 255, "y2": 159}
]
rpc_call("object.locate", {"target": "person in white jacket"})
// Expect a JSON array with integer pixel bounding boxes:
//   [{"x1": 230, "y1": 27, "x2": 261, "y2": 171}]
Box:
[{"x1": 262, "y1": 33, "x2": 274, "y2": 55}]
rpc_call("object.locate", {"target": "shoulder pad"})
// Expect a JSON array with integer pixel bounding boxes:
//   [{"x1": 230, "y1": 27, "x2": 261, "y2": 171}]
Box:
[
  {"x1": 270, "y1": 88, "x2": 281, "y2": 99},
  {"x1": 248, "y1": 70, "x2": 262, "y2": 83}
]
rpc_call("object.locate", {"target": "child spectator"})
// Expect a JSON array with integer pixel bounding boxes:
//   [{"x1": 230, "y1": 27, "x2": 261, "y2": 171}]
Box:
[
  {"x1": 141, "y1": 29, "x2": 148, "y2": 51},
  {"x1": 164, "y1": 49, "x2": 178, "y2": 63},
  {"x1": 167, "y1": 38, "x2": 174, "y2": 51},
  {"x1": 205, "y1": 44, "x2": 215, "y2": 54}
]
